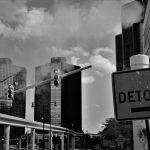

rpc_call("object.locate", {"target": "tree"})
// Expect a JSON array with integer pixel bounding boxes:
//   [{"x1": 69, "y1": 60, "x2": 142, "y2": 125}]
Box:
[
  {"x1": 76, "y1": 134, "x2": 102, "y2": 149},
  {"x1": 99, "y1": 118, "x2": 132, "y2": 146},
  {"x1": 76, "y1": 134, "x2": 91, "y2": 149}
]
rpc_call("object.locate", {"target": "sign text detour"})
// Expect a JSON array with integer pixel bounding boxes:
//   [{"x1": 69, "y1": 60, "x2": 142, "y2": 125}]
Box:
[
  {"x1": 112, "y1": 68, "x2": 150, "y2": 120},
  {"x1": 119, "y1": 89, "x2": 150, "y2": 103}
]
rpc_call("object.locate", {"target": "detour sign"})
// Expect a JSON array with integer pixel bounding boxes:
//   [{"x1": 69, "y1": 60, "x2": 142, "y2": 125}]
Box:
[{"x1": 112, "y1": 68, "x2": 150, "y2": 120}]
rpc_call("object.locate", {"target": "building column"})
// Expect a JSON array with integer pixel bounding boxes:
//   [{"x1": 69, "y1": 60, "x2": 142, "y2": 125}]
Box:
[
  {"x1": 60, "y1": 134, "x2": 64, "y2": 150},
  {"x1": 18, "y1": 139, "x2": 22, "y2": 149},
  {"x1": 71, "y1": 135, "x2": 75, "y2": 150},
  {"x1": 67, "y1": 134, "x2": 70, "y2": 150},
  {"x1": 49, "y1": 131, "x2": 53, "y2": 150},
  {"x1": 4, "y1": 125, "x2": 10, "y2": 150},
  {"x1": 31, "y1": 128, "x2": 35, "y2": 150}
]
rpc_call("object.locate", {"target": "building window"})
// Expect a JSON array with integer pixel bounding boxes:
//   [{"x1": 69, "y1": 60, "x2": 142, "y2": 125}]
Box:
[{"x1": 54, "y1": 101, "x2": 56, "y2": 106}]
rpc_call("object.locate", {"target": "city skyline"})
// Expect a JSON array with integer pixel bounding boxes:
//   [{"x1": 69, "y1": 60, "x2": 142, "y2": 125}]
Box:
[{"x1": 0, "y1": 0, "x2": 140, "y2": 133}]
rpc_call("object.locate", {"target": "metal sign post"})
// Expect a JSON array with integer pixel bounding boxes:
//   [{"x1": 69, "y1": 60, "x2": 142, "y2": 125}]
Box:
[{"x1": 112, "y1": 54, "x2": 150, "y2": 150}]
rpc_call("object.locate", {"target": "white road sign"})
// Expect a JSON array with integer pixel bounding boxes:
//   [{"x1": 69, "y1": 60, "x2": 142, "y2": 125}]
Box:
[{"x1": 112, "y1": 68, "x2": 150, "y2": 120}]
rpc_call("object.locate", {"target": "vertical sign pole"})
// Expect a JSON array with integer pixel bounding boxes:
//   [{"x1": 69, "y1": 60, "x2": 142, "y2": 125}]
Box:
[
  {"x1": 146, "y1": 120, "x2": 150, "y2": 149},
  {"x1": 130, "y1": 54, "x2": 150, "y2": 150}
]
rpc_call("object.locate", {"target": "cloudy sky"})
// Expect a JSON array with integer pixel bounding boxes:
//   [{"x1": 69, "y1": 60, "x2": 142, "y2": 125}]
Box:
[{"x1": 0, "y1": 0, "x2": 140, "y2": 133}]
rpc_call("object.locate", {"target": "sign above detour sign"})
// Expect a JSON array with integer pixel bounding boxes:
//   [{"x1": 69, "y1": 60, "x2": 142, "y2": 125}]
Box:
[{"x1": 112, "y1": 68, "x2": 150, "y2": 120}]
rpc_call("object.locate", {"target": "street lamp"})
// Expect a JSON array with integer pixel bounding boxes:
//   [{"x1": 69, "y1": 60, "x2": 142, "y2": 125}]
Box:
[
  {"x1": 41, "y1": 116, "x2": 45, "y2": 150},
  {"x1": 49, "y1": 112, "x2": 51, "y2": 150}
]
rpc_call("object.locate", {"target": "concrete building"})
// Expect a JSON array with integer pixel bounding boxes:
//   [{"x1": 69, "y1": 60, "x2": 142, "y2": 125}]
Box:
[{"x1": 34, "y1": 57, "x2": 82, "y2": 133}]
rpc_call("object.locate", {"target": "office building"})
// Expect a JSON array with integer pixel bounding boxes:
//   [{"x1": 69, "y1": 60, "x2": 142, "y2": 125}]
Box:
[
  {"x1": 115, "y1": 23, "x2": 144, "y2": 71},
  {"x1": 34, "y1": 57, "x2": 82, "y2": 132},
  {"x1": 115, "y1": 34, "x2": 123, "y2": 71},
  {"x1": 115, "y1": 1, "x2": 147, "y2": 71},
  {"x1": 143, "y1": 0, "x2": 150, "y2": 54},
  {"x1": 0, "y1": 58, "x2": 27, "y2": 138},
  {"x1": 0, "y1": 58, "x2": 27, "y2": 118}
]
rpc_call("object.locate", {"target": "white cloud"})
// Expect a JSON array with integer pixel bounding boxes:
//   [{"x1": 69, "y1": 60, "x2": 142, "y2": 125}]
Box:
[
  {"x1": 70, "y1": 56, "x2": 94, "y2": 84},
  {"x1": 14, "y1": 46, "x2": 23, "y2": 55},
  {"x1": 113, "y1": 24, "x2": 121, "y2": 34},
  {"x1": 70, "y1": 47, "x2": 116, "y2": 79},
  {"x1": 70, "y1": 56, "x2": 80, "y2": 65},
  {"x1": 0, "y1": 0, "x2": 121, "y2": 42},
  {"x1": 97, "y1": 123, "x2": 105, "y2": 131},
  {"x1": 71, "y1": 47, "x2": 90, "y2": 57},
  {"x1": 121, "y1": 0, "x2": 135, "y2": 5},
  {"x1": 82, "y1": 76, "x2": 95, "y2": 84},
  {"x1": 46, "y1": 47, "x2": 90, "y2": 62},
  {"x1": 0, "y1": 8, "x2": 54, "y2": 39},
  {"x1": 93, "y1": 104, "x2": 100, "y2": 108},
  {"x1": 122, "y1": 1, "x2": 144, "y2": 28},
  {"x1": 90, "y1": 55, "x2": 116, "y2": 76},
  {"x1": 0, "y1": 0, "x2": 26, "y2": 23},
  {"x1": 46, "y1": 46, "x2": 72, "y2": 57},
  {"x1": 78, "y1": 0, "x2": 121, "y2": 38},
  {"x1": 0, "y1": 2, "x2": 80, "y2": 40},
  {"x1": 93, "y1": 47, "x2": 114, "y2": 60}
]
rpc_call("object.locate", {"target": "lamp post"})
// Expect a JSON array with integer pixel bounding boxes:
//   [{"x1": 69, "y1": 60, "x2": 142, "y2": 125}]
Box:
[
  {"x1": 41, "y1": 116, "x2": 45, "y2": 150},
  {"x1": 49, "y1": 102, "x2": 51, "y2": 150}
]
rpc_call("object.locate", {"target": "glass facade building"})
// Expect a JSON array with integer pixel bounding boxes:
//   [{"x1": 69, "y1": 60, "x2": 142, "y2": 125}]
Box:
[
  {"x1": 0, "y1": 58, "x2": 26, "y2": 118},
  {"x1": 115, "y1": 34, "x2": 123, "y2": 71},
  {"x1": 144, "y1": 0, "x2": 150, "y2": 54},
  {"x1": 34, "y1": 57, "x2": 82, "y2": 132},
  {"x1": 115, "y1": 1, "x2": 147, "y2": 71},
  {"x1": 0, "y1": 58, "x2": 27, "y2": 138},
  {"x1": 115, "y1": 24, "x2": 143, "y2": 71}
]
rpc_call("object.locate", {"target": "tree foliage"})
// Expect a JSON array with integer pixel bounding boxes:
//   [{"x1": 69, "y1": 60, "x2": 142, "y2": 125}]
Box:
[
  {"x1": 76, "y1": 134, "x2": 102, "y2": 149},
  {"x1": 99, "y1": 118, "x2": 132, "y2": 144}
]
